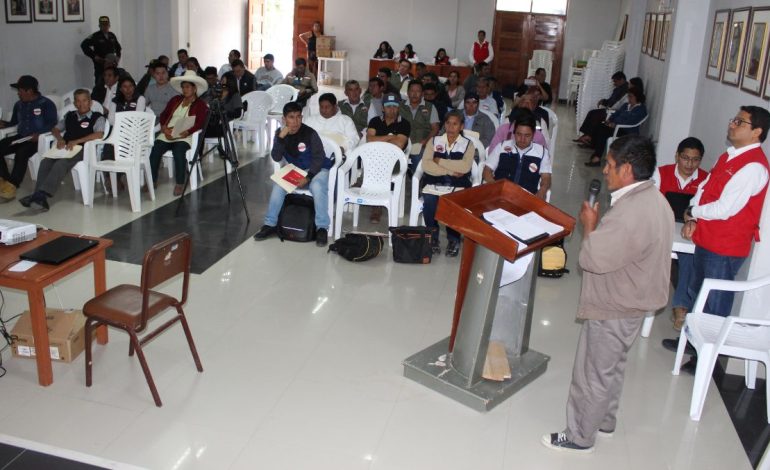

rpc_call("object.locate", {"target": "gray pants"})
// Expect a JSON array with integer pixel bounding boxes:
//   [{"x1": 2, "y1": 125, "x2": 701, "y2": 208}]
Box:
[
  {"x1": 35, "y1": 150, "x2": 83, "y2": 196},
  {"x1": 565, "y1": 317, "x2": 643, "y2": 447}
]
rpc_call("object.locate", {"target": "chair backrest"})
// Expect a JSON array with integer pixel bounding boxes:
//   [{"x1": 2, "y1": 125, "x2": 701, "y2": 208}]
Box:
[
  {"x1": 62, "y1": 87, "x2": 90, "y2": 107},
  {"x1": 140, "y1": 233, "x2": 192, "y2": 326},
  {"x1": 109, "y1": 111, "x2": 156, "y2": 162},
  {"x1": 266, "y1": 84, "x2": 298, "y2": 112},
  {"x1": 464, "y1": 133, "x2": 487, "y2": 167},
  {"x1": 319, "y1": 134, "x2": 344, "y2": 165},
  {"x1": 613, "y1": 114, "x2": 649, "y2": 137},
  {"x1": 44, "y1": 94, "x2": 64, "y2": 118},
  {"x1": 351, "y1": 142, "x2": 407, "y2": 193},
  {"x1": 480, "y1": 109, "x2": 500, "y2": 128},
  {"x1": 241, "y1": 91, "x2": 274, "y2": 122}
]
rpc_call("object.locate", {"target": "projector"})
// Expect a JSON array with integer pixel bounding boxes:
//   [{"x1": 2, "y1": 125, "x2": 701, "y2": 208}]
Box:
[{"x1": 0, "y1": 219, "x2": 37, "y2": 245}]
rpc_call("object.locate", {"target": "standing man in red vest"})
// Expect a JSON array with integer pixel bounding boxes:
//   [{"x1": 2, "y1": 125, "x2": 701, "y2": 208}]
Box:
[
  {"x1": 469, "y1": 30, "x2": 494, "y2": 67},
  {"x1": 662, "y1": 107, "x2": 770, "y2": 370},
  {"x1": 652, "y1": 137, "x2": 708, "y2": 330}
]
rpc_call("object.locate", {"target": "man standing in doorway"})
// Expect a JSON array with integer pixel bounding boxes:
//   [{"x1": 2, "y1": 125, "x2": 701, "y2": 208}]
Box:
[{"x1": 469, "y1": 30, "x2": 494, "y2": 67}]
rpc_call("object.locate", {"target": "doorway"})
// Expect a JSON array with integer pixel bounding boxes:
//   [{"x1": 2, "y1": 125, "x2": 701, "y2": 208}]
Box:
[{"x1": 248, "y1": 0, "x2": 295, "y2": 77}]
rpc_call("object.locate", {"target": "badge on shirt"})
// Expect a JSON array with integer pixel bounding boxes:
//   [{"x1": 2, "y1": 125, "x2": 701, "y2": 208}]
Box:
[
  {"x1": 435, "y1": 144, "x2": 445, "y2": 153},
  {"x1": 33, "y1": 108, "x2": 41, "y2": 116},
  {"x1": 421, "y1": 108, "x2": 429, "y2": 115},
  {"x1": 298, "y1": 142, "x2": 307, "y2": 152},
  {"x1": 528, "y1": 162, "x2": 539, "y2": 173},
  {"x1": 80, "y1": 121, "x2": 90, "y2": 128},
  {"x1": 504, "y1": 146, "x2": 512, "y2": 152}
]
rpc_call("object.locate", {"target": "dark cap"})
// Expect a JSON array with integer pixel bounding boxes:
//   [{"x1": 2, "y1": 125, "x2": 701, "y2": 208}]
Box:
[
  {"x1": 99, "y1": 15, "x2": 110, "y2": 23},
  {"x1": 464, "y1": 92, "x2": 479, "y2": 102},
  {"x1": 383, "y1": 93, "x2": 400, "y2": 107},
  {"x1": 10, "y1": 75, "x2": 38, "y2": 91}
]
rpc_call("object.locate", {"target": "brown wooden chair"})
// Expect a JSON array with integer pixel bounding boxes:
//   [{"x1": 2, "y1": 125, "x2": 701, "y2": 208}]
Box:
[{"x1": 83, "y1": 233, "x2": 203, "y2": 407}]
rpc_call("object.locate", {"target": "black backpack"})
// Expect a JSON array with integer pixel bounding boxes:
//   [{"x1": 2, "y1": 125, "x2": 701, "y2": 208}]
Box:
[
  {"x1": 277, "y1": 194, "x2": 316, "y2": 242},
  {"x1": 328, "y1": 233, "x2": 385, "y2": 262},
  {"x1": 389, "y1": 226, "x2": 433, "y2": 264}
]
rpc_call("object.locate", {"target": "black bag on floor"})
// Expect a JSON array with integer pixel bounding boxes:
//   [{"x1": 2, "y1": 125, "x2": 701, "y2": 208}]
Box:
[
  {"x1": 328, "y1": 233, "x2": 385, "y2": 262},
  {"x1": 538, "y1": 238, "x2": 569, "y2": 278},
  {"x1": 389, "y1": 226, "x2": 432, "y2": 264},
  {"x1": 277, "y1": 194, "x2": 316, "y2": 242}
]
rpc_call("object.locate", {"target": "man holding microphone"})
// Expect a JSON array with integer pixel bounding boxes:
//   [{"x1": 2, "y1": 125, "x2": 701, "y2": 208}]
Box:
[{"x1": 543, "y1": 135, "x2": 673, "y2": 453}]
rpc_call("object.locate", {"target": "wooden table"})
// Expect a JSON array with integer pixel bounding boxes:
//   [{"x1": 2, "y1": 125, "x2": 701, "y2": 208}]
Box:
[{"x1": 0, "y1": 230, "x2": 112, "y2": 386}]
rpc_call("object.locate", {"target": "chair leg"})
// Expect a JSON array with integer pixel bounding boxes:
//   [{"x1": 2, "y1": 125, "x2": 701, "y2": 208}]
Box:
[
  {"x1": 334, "y1": 201, "x2": 344, "y2": 240},
  {"x1": 110, "y1": 173, "x2": 118, "y2": 198},
  {"x1": 672, "y1": 321, "x2": 689, "y2": 375},
  {"x1": 85, "y1": 318, "x2": 94, "y2": 387},
  {"x1": 87, "y1": 167, "x2": 97, "y2": 206},
  {"x1": 690, "y1": 345, "x2": 716, "y2": 421},
  {"x1": 127, "y1": 169, "x2": 141, "y2": 212},
  {"x1": 128, "y1": 330, "x2": 162, "y2": 407},
  {"x1": 177, "y1": 307, "x2": 203, "y2": 372},
  {"x1": 353, "y1": 205, "x2": 360, "y2": 227},
  {"x1": 745, "y1": 360, "x2": 758, "y2": 389},
  {"x1": 143, "y1": 162, "x2": 156, "y2": 201},
  {"x1": 640, "y1": 312, "x2": 654, "y2": 338}
]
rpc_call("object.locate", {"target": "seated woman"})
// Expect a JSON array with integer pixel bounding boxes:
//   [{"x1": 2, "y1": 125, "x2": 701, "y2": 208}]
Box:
[
  {"x1": 373, "y1": 41, "x2": 394, "y2": 59},
  {"x1": 399, "y1": 43, "x2": 418, "y2": 61},
  {"x1": 489, "y1": 94, "x2": 549, "y2": 151},
  {"x1": 575, "y1": 76, "x2": 643, "y2": 146},
  {"x1": 148, "y1": 70, "x2": 209, "y2": 196},
  {"x1": 102, "y1": 76, "x2": 147, "y2": 169},
  {"x1": 420, "y1": 110, "x2": 475, "y2": 257},
  {"x1": 434, "y1": 48, "x2": 450, "y2": 65},
  {"x1": 204, "y1": 71, "x2": 242, "y2": 138},
  {"x1": 585, "y1": 86, "x2": 647, "y2": 166},
  {"x1": 446, "y1": 70, "x2": 465, "y2": 109}
]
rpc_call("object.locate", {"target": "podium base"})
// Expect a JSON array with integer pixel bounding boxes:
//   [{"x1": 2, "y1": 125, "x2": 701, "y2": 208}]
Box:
[{"x1": 403, "y1": 337, "x2": 549, "y2": 412}]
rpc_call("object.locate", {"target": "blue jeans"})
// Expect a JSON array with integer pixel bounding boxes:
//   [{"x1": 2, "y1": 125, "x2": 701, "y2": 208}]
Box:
[
  {"x1": 671, "y1": 253, "x2": 694, "y2": 310},
  {"x1": 687, "y1": 246, "x2": 746, "y2": 317},
  {"x1": 264, "y1": 168, "x2": 329, "y2": 229},
  {"x1": 409, "y1": 144, "x2": 426, "y2": 173},
  {"x1": 422, "y1": 193, "x2": 460, "y2": 244}
]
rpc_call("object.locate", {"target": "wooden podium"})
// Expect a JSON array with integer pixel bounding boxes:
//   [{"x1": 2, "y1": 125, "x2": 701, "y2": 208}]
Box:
[{"x1": 402, "y1": 180, "x2": 575, "y2": 411}]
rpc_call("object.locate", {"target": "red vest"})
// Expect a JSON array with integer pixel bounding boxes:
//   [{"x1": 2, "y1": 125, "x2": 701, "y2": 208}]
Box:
[
  {"x1": 693, "y1": 147, "x2": 769, "y2": 257},
  {"x1": 473, "y1": 41, "x2": 490, "y2": 64},
  {"x1": 658, "y1": 164, "x2": 708, "y2": 196}
]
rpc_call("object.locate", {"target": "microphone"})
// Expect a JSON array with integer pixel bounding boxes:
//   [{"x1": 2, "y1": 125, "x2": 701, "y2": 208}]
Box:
[{"x1": 588, "y1": 179, "x2": 601, "y2": 207}]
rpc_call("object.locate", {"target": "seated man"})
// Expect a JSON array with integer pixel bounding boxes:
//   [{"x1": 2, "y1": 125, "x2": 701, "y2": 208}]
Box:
[
  {"x1": 490, "y1": 94, "x2": 549, "y2": 151},
  {"x1": 398, "y1": 80, "x2": 439, "y2": 170},
  {"x1": 0, "y1": 75, "x2": 58, "y2": 201},
  {"x1": 144, "y1": 61, "x2": 179, "y2": 118},
  {"x1": 421, "y1": 110, "x2": 475, "y2": 257},
  {"x1": 364, "y1": 77, "x2": 385, "y2": 125},
  {"x1": 338, "y1": 80, "x2": 369, "y2": 135},
  {"x1": 255, "y1": 53, "x2": 283, "y2": 91},
  {"x1": 574, "y1": 71, "x2": 629, "y2": 143},
  {"x1": 91, "y1": 66, "x2": 119, "y2": 113},
  {"x1": 390, "y1": 59, "x2": 413, "y2": 92},
  {"x1": 415, "y1": 62, "x2": 427, "y2": 80},
  {"x1": 423, "y1": 83, "x2": 448, "y2": 124},
  {"x1": 303, "y1": 93, "x2": 360, "y2": 152},
  {"x1": 484, "y1": 114, "x2": 551, "y2": 200},
  {"x1": 19, "y1": 89, "x2": 104, "y2": 211},
  {"x1": 377, "y1": 67, "x2": 400, "y2": 95},
  {"x1": 421, "y1": 72, "x2": 451, "y2": 109},
  {"x1": 476, "y1": 77, "x2": 501, "y2": 119},
  {"x1": 231, "y1": 59, "x2": 256, "y2": 96},
  {"x1": 463, "y1": 62, "x2": 491, "y2": 94},
  {"x1": 460, "y1": 92, "x2": 495, "y2": 149},
  {"x1": 254, "y1": 102, "x2": 330, "y2": 246},
  {"x1": 283, "y1": 58, "x2": 318, "y2": 107},
  {"x1": 169, "y1": 49, "x2": 189, "y2": 77},
  {"x1": 218, "y1": 49, "x2": 240, "y2": 78},
  {"x1": 202, "y1": 67, "x2": 219, "y2": 102},
  {"x1": 533, "y1": 67, "x2": 552, "y2": 106},
  {"x1": 651, "y1": 137, "x2": 708, "y2": 331},
  {"x1": 366, "y1": 93, "x2": 411, "y2": 223}
]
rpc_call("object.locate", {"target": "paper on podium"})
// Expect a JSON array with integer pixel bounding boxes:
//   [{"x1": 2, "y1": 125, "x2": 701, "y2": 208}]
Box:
[
  {"x1": 484, "y1": 208, "x2": 563, "y2": 244},
  {"x1": 491, "y1": 223, "x2": 534, "y2": 287},
  {"x1": 43, "y1": 145, "x2": 82, "y2": 159}
]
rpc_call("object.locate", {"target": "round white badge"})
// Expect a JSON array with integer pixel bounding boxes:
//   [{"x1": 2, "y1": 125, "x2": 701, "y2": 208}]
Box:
[
  {"x1": 435, "y1": 144, "x2": 445, "y2": 153},
  {"x1": 504, "y1": 146, "x2": 512, "y2": 152},
  {"x1": 298, "y1": 142, "x2": 306, "y2": 152},
  {"x1": 33, "y1": 108, "x2": 42, "y2": 116},
  {"x1": 528, "y1": 162, "x2": 538, "y2": 173},
  {"x1": 80, "y1": 121, "x2": 89, "y2": 128},
  {"x1": 129, "y1": 103, "x2": 136, "y2": 108}
]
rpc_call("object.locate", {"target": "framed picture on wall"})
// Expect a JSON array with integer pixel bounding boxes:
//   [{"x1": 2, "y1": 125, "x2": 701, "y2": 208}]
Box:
[
  {"x1": 740, "y1": 8, "x2": 770, "y2": 95},
  {"x1": 707, "y1": 10, "x2": 731, "y2": 80},
  {"x1": 722, "y1": 8, "x2": 751, "y2": 86},
  {"x1": 32, "y1": 0, "x2": 56, "y2": 21},
  {"x1": 61, "y1": 0, "x2": 82, "y2": 22},
  {"x1": 652, "y1": 13, "x2": 664, "y2": 58},
  {"x1": 659, "y1": 13, "x2": 672, "y2": 61},
  {"x1": 5, "y1": 0, "x2": 31, "y2": 23},
  {"x1": 642, "y1": 13, "x2": 651, "y2": 55},
  {"x1": 648, "y1": 13, "x2": 658, "y2": 56}
]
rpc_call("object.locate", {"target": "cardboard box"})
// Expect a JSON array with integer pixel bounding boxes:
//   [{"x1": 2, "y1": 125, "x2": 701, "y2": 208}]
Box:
[
  {"x1": 316, "y1": 35, "x2": 335, "y2": 58},
  {"x1": 11, "y1": 308, "x2": 86, "y2": 363}
]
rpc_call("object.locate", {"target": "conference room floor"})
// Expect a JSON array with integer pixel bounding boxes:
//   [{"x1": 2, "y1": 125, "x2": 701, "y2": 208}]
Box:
[{"x1": 0, "y1": 100, "x2": 753, "y2": 470}]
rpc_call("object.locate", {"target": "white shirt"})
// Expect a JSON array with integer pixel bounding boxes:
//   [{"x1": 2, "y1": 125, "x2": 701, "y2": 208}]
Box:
[
  {"x1": 479, "y1": 95, "x2": 499, "y2": 117},
  {"x1": 610, "y1": 181, "x2": 645, "y2": 207},
  {"x1": 102, "y1": 82, "x2": 118, "y2": 108},
  {"x1": 691, "y1": 143, "x2": 769, "y2": 221},
  {"x1": 485, "y1": 141, "x2": 552, "y2": 175},
  {"x1": 469, "y1": 40, "x2": 495, "y2": 64},
  {"x1": 218, "y1": 63, "x2": 232, "y2": 78},
  {"x1": 303, "y1": 111, "x2": 360, "y2": 152},
  {"x1": 367, "y1": 97, "x2": 383, "y2": 124},
  {"x1": 651, "y1": 166, "x2": 704, "y2": 190}
]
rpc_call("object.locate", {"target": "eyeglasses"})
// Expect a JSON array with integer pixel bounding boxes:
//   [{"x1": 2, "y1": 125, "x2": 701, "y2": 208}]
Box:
[
  {"x1": 678, "y1": 156, "x2": 702, "y2": 164},
  {"x1": 729, "y1": 117, "x2": 752, "y2": 127}
]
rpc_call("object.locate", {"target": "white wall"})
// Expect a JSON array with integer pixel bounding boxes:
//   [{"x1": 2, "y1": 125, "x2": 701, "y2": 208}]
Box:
[
  {"x1": 188, "y1": 0, "x2": 248, "y2": 71},
  {"x1": 324, "y1": 0, "x2": 494, "y2": 82},
  {"x1": 558, "y1": 0, "x2": 623, "y2": 99}
]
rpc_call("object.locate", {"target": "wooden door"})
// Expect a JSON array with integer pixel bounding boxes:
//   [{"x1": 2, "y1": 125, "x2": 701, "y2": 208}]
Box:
[
  {"x1": 293, "y1": 0, "x2": 325, "y2": 63},
  {"x1": 247, "y1": 0, "x2": 266, "y2": 70},
  {"x1": 492, "y1": 11, "x2": 565, "y2": 101}
]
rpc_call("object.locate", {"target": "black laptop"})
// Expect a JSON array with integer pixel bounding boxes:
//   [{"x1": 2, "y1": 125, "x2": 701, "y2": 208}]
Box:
[
  {"x1": 665, "y1": 192, "x2": 693, "y2": 223},
  {"x1": 20, "y1": 235, "x2": 98, "y2": 265}
]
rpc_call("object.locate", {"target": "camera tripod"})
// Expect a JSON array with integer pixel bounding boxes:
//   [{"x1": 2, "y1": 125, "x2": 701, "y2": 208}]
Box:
[{"x1": 175, "y1": 96, "x2": 250, "y2": 222}]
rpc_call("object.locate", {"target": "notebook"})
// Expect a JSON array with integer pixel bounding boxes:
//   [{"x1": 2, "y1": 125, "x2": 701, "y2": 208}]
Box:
[
  {"x1": 20, "y1": 235, "x2": 98, "y2": 265},
  {"x1": 664, "y1": 192, "x2": 693, "y2": 223}
]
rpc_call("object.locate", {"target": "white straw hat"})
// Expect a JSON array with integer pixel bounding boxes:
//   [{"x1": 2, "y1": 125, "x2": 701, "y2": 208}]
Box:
[{"x1": 170, "y1": 70, "x2": 208, "y2": 95}]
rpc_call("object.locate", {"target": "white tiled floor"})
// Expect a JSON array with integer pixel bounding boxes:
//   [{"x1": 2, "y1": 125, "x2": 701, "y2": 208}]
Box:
[{"x1": 0, "y1": 104, "x2": 753, "y2": 469}]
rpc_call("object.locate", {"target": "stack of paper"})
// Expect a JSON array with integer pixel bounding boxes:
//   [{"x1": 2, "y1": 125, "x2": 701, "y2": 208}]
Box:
[
  {"x1": 43, "y1": 145, "x2": 82, "y2": 159},
  {"x1": 484, "y1": 208, "x2": 562, "y2": 244}
]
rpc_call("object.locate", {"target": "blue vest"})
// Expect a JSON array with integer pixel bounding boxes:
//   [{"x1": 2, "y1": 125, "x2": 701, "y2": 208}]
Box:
[
  {"x1": 493, "y1": 142, "x2": 546, "y2": 194},
  {"x1": 421, "y1": 134, "x2": 472, "y2": 188},
  {"x1": 64, "y1": 111, "x2": 103, "y2": 143}
]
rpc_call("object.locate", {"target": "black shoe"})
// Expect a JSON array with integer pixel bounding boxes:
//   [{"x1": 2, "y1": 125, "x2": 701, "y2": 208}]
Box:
[
  {"x1": 446, "y1": 240, "x2": 460, "y2": 257},
  {"x1": 541, "y1": 432, "x2": 594, "y2": 454},
  {"x1": 30, "y1": 193, "x2": 49, "y2": 212},
  {"x1": 253, "y1": 225, "x2": 277, "y2": 241},
  {"x1": 662, "y1": 338, "x2": 695, "y2": 355},
  {"x1": 19, "y1": 195, "x2": 33, "y2": 208},
  {"x1": 316, "y1": 228, "x2": 328, "y2": 247},
  {"x1": 597, "y1": 429, "x2": 614, "y2": 437},
  {"x1": 680, "y1": 357, "x2": 697, "y2": 375},
  {"x1": 431, "y1": 239, "x2": 441, "y2": 254}
]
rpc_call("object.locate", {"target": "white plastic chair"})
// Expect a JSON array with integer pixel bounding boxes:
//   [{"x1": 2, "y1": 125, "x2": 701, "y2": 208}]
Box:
[
  {"x1": 162, "y1": 130, "x2": 203, "y2": 190},
  {"x1": 232, "y1": 91, "x2": 274, "y2": 154},
  {"x1": 605, "y1": 114, "x2": 649, "y2": 156},
  {"x1": 271, "y1": 135, "x2": 343, "y2": 229},
  {"x1": 266, "y1": 84, "x2": 299, "y2": 136},
  {"x1": 480, "y1": 109, "x2": 500, "y2": 128},
  {"x1": 44, "y1": 94, "x2": 65, "y2": 119},
  {"x1": 542, "y1": 106, "x2": 559, "y2": 155},
  {"x1": 83, "y1": 111, "x2": 156, "y2": 212},
  {"x1": 672, "y1": 274, "x2": 770, "y2": 422},
  {"x1": 408, "y1": 160, "x2": 480, "y2": 227},
  {"x1": 334, "y1": 142, "x2": 407, "y2": 240}
]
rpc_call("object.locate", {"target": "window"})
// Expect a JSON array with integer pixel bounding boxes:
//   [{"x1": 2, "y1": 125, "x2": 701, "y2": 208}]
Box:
[{"x1": 496, "y1": 0, "x2": 568, "y2": 15}]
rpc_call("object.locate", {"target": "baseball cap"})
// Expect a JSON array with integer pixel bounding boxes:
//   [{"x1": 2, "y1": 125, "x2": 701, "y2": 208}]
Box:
[
  {"x1": 383, "y1": 94, "x2": 400, "y2": 107},
  {"x1": 99, "y1": 16, "x2": 110, "y2": 23},
  {"x1": 464, "y1": 92, "x2": 480, "y2": 102},
  {"x1": 10, "y1": 75, "x2": 38, "y2": 91}
]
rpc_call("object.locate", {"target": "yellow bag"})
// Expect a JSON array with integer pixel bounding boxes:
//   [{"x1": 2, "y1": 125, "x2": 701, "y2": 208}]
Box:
[{"x1": 538, "y1": 242, "x2": 569, "y2": 278}]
